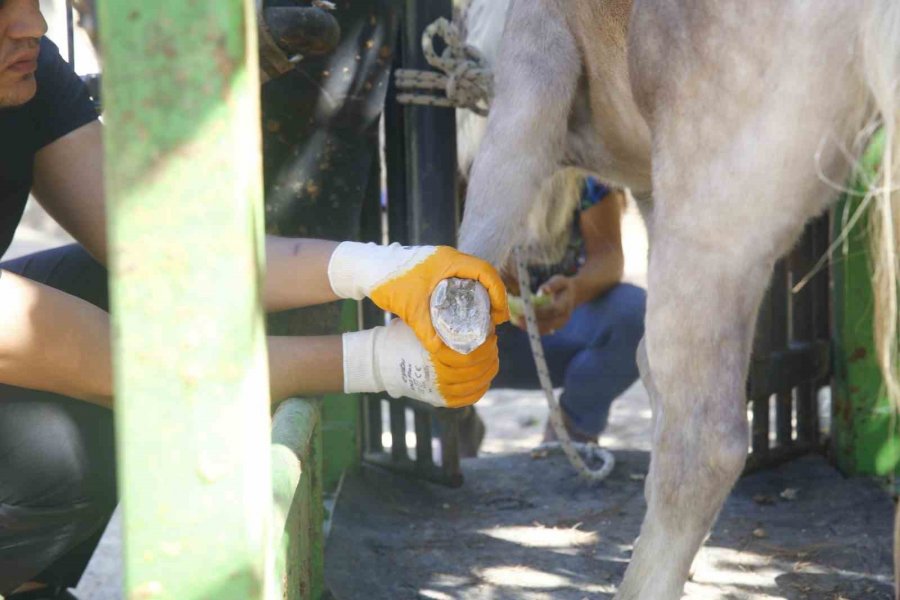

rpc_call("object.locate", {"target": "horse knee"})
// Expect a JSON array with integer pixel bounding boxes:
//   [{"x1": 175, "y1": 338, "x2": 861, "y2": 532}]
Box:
[{"x1": 651, "y1": 402, "x2": 747, "y2": 512}]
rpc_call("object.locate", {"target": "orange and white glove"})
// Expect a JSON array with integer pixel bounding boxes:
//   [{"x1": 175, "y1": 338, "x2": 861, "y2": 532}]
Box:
[
  {"x1": 342, "y1": 318, "x2": 499, "y2": 408},
  {"x1": 327, "y1": 242, "x2": 509, "y2": 353}
]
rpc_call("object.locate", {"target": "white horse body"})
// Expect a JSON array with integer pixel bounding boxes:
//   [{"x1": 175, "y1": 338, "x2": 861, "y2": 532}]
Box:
[{"x1": 458, "y1": 1, "x2": 900, "y2": 599}]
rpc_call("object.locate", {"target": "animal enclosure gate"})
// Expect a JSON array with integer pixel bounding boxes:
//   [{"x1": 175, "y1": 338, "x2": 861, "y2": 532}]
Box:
[{"x1": 747, "y1": 217, "x2": 831, "y2": 470}]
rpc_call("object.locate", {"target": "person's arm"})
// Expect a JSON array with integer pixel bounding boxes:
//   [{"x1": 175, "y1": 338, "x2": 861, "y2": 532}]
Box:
[
  {"x1": 0, "y1": 270, "x2": 113, "y2": 406},
  {"x1": 0, "y1": 269, "x2": 344, "y2": 407},
  {"x1": 32, "y1": 124, "x2": 497, "y2": 321},
  {"x1": 0, "y1": 268, "x2": 497, "y2": 408},
  {"x1": 263, "y1": 237, "x2": 340, "y2": 311},
  {"x1": 569, "y1": 189, "x2": 626, "y2": 306},
  {"x1": 516, "y1": 190, "x2": 626, "y2": 335},
  {"x1": 32, "y1": 123, "x2": 346, "y2": 311},
  {"x1": 33, "y1": 120, "x2": 108, "y2": 265}
]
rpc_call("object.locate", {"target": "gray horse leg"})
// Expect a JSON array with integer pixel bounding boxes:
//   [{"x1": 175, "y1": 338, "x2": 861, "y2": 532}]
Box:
[
  {"x1": 617, "y1": 3, "x2": 863, "y2": 598},
  {"x1": 459, "y1": 0, "x2": 580, "y2": 265}
]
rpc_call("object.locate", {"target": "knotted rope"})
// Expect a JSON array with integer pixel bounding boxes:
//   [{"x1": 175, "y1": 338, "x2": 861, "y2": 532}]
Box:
[
  {"x1": 514, "y1": 249, "x2": 616, "y2": 484},
  {"x1": 394, "y1": 18, "x2": 493, "y2": 116}
]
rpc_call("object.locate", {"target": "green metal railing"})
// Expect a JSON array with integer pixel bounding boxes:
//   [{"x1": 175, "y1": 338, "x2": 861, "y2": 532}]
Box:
[
  {"x1": 832, "y1": 130, "x2": 900, "y2": 481},
  {"x1": 100, "y1": 0, "x2": 324, "y2": 597}
]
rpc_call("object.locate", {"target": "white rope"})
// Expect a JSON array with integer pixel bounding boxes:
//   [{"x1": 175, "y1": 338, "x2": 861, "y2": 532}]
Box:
[
  {"x1": 514, "y1": 248, "x2": 616, "y2": 484},
  {"x1": 394, "y1": 18, "x2": 493, "y2": 116}
]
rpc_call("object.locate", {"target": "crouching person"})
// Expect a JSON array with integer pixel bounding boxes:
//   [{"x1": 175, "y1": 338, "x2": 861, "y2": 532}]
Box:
[
  {"x1": 459, "y1": 178, "x2": 646, "y2": 455},
  {"x1": 0, "y1": 1, "x2": 508, "y2": 597}
]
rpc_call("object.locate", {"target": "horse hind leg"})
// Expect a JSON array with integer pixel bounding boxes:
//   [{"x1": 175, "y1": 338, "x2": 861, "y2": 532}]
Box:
[{"x1": 617, "y1": 4, "x2": 864, "y2": 599}]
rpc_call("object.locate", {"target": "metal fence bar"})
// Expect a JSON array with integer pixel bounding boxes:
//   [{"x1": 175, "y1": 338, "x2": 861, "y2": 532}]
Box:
[
  {"x1": 770, "y1": 262, "x2": 793, "y2": 446},
  {"x1": 751, "y1": 285, "x2": 774, "y2": 458},
  {"x1": 414, "y1": 411, "x2": 434, "y2": 467},
  {"x1": 746, "y1": 215, "x2": 831, "y2": 471},
  {"x1": 367, "y1": 0, "x2": 464, "y2": 487},
  {"x1": 100, "y1": 0, "x2": 273, "y2": 598},
  {"x1": 792, "y1": 228, "x2": 818, "y2": 446},
  {"x1": 390, "y1": 401, "x2": 409, "y2": 462},
  {"x1": 65, "y1": 0, "x2": 75, "y2": 65},
  {"x1": 272, "y1": 399, "x2": 324, "y2": 600}
]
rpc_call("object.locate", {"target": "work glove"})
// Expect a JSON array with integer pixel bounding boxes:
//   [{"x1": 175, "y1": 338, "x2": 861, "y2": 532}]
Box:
[
  {"x1": 328, "y1": 242, "x2": 509, "y2": 353},
  {"x1": 342, "y1": 318, "x2": 499, "y2": 408}
]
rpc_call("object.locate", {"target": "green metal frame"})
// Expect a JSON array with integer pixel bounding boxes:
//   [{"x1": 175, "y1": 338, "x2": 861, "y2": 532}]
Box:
[
  {"x1": 101, "y1": 0, "x2": 327, "y2": 597},
  {"x1": 832, "y1": 129, "x2": 900, "y2": 480},
  {"x1": 321, "y1": 300, "x2": 362, "y2": 492}
]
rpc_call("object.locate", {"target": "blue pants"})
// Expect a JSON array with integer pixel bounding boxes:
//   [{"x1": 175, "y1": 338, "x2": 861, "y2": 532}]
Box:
[{"x1": 493, "y1": 283, "x2": 646, "y2": 436}]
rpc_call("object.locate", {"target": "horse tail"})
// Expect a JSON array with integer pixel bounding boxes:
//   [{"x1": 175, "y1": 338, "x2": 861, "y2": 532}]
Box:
[{"x1": 860, "y1": 0, "x2": 900, "y2": 418}]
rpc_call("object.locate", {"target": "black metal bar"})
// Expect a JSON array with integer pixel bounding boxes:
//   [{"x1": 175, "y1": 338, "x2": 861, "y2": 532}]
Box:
[
  {"x1": 389, "y1": 401, "x2": 408, "y2": 462},
  {"x1": 811, "y1": 213, "x2": 832, "y2": 443},
  {"x1": 751, "y1": 286, "x2": 773, "y2": 456},
  {"x1": 745, "y1": 443, "x2": 819, "y2": 474},
  {"x1": 748, "y1": 341, "x2": 831, "y2": 398},
  {"x1": 364, "y1": 452, "x2": 463, "y2": 487},
  {"x1": 770, "y1": 261, "x2": 793, "y2": 446},
  {"x1": 398, "y1": 0, "x2": 459, "y2": 245},
  {"x1": 365, "y1": 396, "x2": 384, "y2": 453},
  {"x1": 66, "y1": 0, "x2": 75, "y2": 66},
  {"x1": 377, "y1": 0, "x2": 463, "y2": 487},
  {"x1": 791, "y1": 228, "x2": 817, "y2": 445},
  {"x1": 414, "y1": 411, "x2": 434, "y2": 468}
]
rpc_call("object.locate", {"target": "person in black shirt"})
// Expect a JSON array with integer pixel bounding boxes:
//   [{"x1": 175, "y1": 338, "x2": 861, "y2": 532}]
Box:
[{"x1": 0, "y1": 1, "x2": 508, "y2": 598}]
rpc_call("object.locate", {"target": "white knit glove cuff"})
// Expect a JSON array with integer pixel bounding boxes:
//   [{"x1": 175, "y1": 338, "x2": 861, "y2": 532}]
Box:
[
  {"x1": 342, "y1": 321, "x2": 443, "y2": 405},
  {"x1": 327, "y1": 241, "x2": 436, "y2": 300},
  {"x1": 341, "y1": 329, "x2": 383, "y2": 394}
]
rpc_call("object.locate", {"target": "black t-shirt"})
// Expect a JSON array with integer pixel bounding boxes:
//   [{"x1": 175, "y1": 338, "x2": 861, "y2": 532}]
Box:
[{"x1": 0, "y1": 37, "x2": 98, "y2": 257}]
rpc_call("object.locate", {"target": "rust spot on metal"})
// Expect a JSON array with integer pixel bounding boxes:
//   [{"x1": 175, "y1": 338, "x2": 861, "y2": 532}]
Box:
[
  {"x1": 266, "y1": 119, "x2": 282, "y2": 133},
  {"x1": 130, "y1": 581, "x2": 163, "y2": 599},
  {"x1": 848, "y1": 346, "x2": 867, "y2": 362}
]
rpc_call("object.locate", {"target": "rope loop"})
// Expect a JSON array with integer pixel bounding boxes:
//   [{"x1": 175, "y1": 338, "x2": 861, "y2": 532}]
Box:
[
  {"x1": 514, "y1": 248, "x2": 616, "y2": 484},
  {"x1": 395, "y1": 17, "x2": 493, "y2": 116}
]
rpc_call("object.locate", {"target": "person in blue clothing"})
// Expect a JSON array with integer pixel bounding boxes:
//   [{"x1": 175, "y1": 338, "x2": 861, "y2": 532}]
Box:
[{"x1": 460, "y1": 176, "x2": 646, "y2": 453}]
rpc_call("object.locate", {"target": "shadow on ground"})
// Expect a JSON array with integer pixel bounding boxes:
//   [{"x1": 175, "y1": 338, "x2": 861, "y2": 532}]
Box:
[{"x1": 325, "y1": 451, "x2": 893, "y2": 600}]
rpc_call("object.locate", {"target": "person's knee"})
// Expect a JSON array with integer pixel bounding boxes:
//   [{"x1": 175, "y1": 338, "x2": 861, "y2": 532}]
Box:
[
  {"x1": 588, "y1": 284, "x2": 646, "y2": 350},
  {"x1": 612, "y1": 284, "x2": 647, "y2": 335},
  {"x1": 0, "y1": 399, "x2": 116, "y2": 512},
  {"x1": 0, "y1": 244, "x2": 108, "y2": 310}
]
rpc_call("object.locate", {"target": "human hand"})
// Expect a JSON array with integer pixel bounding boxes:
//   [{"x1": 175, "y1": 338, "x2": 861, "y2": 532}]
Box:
[
  {"x1": 328, "y1": 242, "x2": 509, "y2": 352},
  {"x1": 512, "y1": 274, "x2": 576, "y2": 336},
  {"x1": 342, "y1": 318, "x2": 499, "y2": 408}
]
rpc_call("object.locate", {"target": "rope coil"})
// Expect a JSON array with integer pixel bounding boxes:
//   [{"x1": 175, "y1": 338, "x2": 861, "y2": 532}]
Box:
[
  {"x1": 514, "y1": 248, "x2": 616, "y2": 484},
  {"x1": 395, "y1": 18, "x2": 493, "y2": 116}
]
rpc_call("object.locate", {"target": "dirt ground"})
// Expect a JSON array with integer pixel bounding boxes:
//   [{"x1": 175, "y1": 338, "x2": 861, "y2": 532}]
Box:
[
  {"x1": 325, "y1": 385, "x2": 895, "y2": 600},
  {"x1": 12, "y1": 196, "x2": 894, "y2": 600}
]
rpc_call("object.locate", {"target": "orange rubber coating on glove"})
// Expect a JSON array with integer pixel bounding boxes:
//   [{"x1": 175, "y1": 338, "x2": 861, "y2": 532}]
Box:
[
  {"x1": 369, "y1": 246, "x2": 510, "y2": 354},
  {"x1": 433, "y1": 334, "x2": 500, "y2": 408}
]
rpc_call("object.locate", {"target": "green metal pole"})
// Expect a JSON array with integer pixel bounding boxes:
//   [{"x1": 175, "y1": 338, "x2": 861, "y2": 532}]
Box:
[
  {"x1": 271, "y1": 399, "x2": 321, "y2": 599},
  {"x1": 99, "y1": 1, "x2": 273, "y2": 598},
  {"x1": 832, "y1": 130, "x2": 900, "y2": 480}
]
